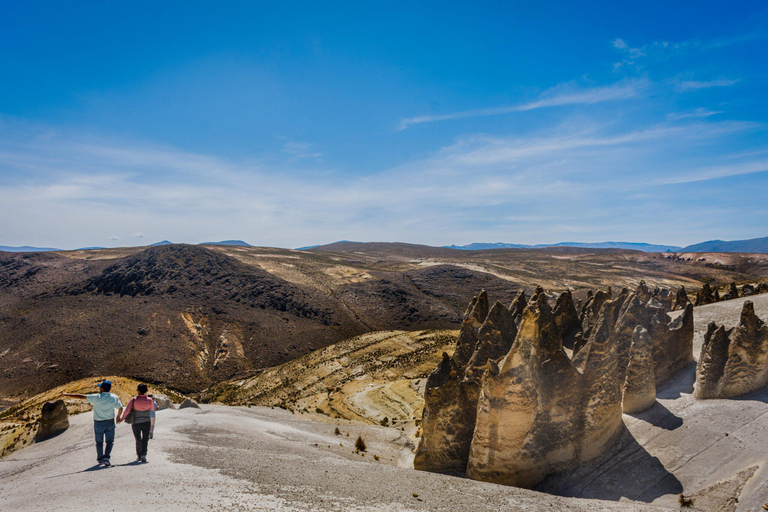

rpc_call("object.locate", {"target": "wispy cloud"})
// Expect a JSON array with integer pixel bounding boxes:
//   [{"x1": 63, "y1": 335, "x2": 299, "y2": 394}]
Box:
[
  {"x1": 667, "y1": 108, "x2": 723, "y2": 120},
  {"x1": 658, "y1": 159, "x2": 768, "y2": 185},
  {"x1": 677, "y1": 78, "x2": 740, "y2": 90},
  {"x1": 0, "y1": 114, "x2": 765, "y2": 248},
  {"x1": 398, "y1": 79, "x2": 647, "y2": 130}
]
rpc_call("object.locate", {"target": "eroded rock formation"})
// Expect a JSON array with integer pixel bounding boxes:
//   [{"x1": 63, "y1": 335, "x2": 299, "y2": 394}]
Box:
[
  {"x1": 622, "y1": 326, "x2": 656, "y2": 413},
  {"x1": 414, "y1": 292, "x2": 495, "y2": 473},
  {"x1": 695, "y1": 301, "x2": 768, "y2": 399},
  {"x1": 672, "y1": 286, "x2": 690, "y2": 311},
  {"x1": 466, "y1": 293, "x2": 624, "y2": 487},
  {"x1": 35, "y1": 400, "x2": 69, "y2": 441},
  {"x1": 695, "y1": 283, "x2": 717, "y2": 306},
  {"x1": 416, "y1": 283, "x2": 695, "y2": 487}
]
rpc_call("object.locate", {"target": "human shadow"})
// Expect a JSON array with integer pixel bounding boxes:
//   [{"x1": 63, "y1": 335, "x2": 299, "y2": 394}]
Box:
[
  {"x1": 46, "y1": 464, "x2": 113, "y2": 479},
  {"x1": 535, "y1": 425, "x2": 683, "y2": 503},
  {"x1": 655, "y1": 361, "x2": 696, "y2": 399},
  {"x1": 626, "y1": 401, "x2": 683, "y2": 431}
]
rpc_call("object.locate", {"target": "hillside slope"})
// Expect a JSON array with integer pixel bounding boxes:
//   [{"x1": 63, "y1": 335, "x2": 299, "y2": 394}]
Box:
[{"x1": 3, "y1": 242, "x2": 768, "y2": 401}]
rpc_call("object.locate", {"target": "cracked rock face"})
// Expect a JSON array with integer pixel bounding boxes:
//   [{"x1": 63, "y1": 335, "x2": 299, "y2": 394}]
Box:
[
  {"x1": 553, "y1": 290, "x2": 580, "y2": 350},
  {"x1": 35, "y1": 400, "x2": 69, "y2": 441},
  {"x1": 695, "y1": 301, "x2": 768, "y2": 399}
]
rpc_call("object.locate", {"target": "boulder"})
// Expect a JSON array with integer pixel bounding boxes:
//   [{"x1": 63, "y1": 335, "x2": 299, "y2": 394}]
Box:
[
  {"x1": 153, "y1": 394, "x2": 175, "y2": 410},
  {"x1": 179, "y1": 398, "x2": 200, "y2": 409},
  {"x1": 696, "y1": 301, "x2": 768, "y2": 399},
  {"x1": 35, "y1": 400, "x2": 69, "y2": 441},
  {"x1": 741, "y1": 284, "x2": 755, "y2": 296},
  {"x1": 757, "y1": 283, "x2": 768, "y2": 294}
]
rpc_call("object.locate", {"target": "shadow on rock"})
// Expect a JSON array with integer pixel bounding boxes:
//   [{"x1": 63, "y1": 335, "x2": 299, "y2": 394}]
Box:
[
  {"x1": 626, "y1": 401, "x2": 683, "y2": 431},
  {"x1": 534, "y1": 425, "x2": 682, "y2": 503},
  {"x1": 655, "y1": 362, "x2": 696, "y2": 399}
]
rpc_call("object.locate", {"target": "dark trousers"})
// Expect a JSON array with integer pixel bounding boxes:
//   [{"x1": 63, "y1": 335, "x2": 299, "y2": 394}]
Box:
[
  {"x1": 132, "y1": 422, "x2": 151, "y2": 457},
  {"x1": 93, "y1": 419, "x2": 115, "y2": 461}
]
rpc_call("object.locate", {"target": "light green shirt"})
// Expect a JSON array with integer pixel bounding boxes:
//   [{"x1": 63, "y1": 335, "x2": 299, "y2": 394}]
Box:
[{"x1": 85, "y1": 392, "x2": 123, "y2": 421}]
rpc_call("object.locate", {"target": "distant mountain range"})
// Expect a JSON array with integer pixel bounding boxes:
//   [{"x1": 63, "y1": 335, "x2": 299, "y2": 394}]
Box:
[
  {"x1": 680, "y1": 236, "x2": 768, "y2": 254},
  {"x1": 3, "y1": 236, "x2": 768, "y2": 254},
  {"x1": 444, "y1": 242, "x2": 683, "y2": 252},
  {"x1": 0, "y1": 240, "x2": 253, "y2": 252}
]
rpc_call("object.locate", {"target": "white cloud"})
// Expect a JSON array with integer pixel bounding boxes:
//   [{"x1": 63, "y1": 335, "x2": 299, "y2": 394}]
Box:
[
  {"x1": 108, "y1": 235, "x2": 120, "y2": 240},
  {"x1": 677, "y1": 78, "x2": 739, "y2": 90},
  {"x1": 667, "y1": 108, "x2": 723, "y2": 120},
  {"x1": 398, "y1": 79, "x2": 647, "y2": 129},
  {"x1": 0, "y1": 115, "x2": 764, "y2": 248}
]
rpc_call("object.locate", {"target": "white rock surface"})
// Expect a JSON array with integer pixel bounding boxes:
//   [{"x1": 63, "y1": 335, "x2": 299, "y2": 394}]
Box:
[{"x1": 0, "y1": 405, "x2": 658, "y2": 511}]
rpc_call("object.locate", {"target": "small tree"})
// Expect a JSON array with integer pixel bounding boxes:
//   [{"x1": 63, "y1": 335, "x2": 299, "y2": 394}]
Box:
[{"x1": 355, "y1": 435, "x2": 367, "y2": 452}]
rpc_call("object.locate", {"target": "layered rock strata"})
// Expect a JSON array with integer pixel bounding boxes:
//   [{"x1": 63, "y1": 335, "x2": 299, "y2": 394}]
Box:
[{"x1": 695, "y1": 301, "x2": 768, "y2": 399}]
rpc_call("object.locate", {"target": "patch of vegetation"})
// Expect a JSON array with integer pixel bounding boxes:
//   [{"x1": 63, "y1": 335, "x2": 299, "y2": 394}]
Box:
[
  {"x1": 678, "y1": 494, "x2": 694, "y2": 508},
  {"x1": 355, "y1": 435, "x2": 367, "y2": 452}
]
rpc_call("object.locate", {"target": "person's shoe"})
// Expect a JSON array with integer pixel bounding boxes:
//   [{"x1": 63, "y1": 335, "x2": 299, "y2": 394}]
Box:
[
  {"x1": 136, "y1": 457, "x2": 142, "y2": 462},
  {"x1": 101, "y1": 459, "x2": 112, "y2": 467},
  {"x1": 140, "y1": 456, "x2": 147, "y2": 463}
]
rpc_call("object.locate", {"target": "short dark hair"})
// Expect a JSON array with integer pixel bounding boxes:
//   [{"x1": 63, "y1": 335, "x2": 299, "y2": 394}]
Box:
[
  {"x1": 100, "y1": 382, "x2": 112, "y2": 392},
  {"x1": 137, "y1": 383, "x2": 148, "y2": 394}
]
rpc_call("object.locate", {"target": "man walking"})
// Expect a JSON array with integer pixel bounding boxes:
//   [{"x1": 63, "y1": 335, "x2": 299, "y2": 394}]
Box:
[{"x1": 61, "y1": 380, "x2": 123, "y2": 466}]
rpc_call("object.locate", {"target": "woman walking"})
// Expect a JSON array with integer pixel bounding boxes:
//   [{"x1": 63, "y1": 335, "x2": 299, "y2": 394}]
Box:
[{"x1": 119, "y1": 383, "x2": 155, "y2": 462}]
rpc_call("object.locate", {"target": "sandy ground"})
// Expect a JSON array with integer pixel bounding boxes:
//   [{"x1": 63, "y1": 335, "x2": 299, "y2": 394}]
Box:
[{"x1": 0, "y1": 405, "x2": 660, "y2": 511}]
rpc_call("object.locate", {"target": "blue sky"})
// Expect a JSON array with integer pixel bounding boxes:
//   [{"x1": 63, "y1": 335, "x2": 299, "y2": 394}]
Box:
[{"x1": 1, "y1": 1, "x2": 767, "y2": 249}]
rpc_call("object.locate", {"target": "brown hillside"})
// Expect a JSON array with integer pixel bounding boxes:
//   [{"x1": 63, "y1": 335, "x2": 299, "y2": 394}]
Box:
[{"x1": 2, "y1": 242, "x2": 767, "y2": 402}]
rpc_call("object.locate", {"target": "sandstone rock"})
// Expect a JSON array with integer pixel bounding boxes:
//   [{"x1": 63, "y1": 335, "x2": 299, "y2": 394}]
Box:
[
  {"x1": 153, "y1": 394, "x2": 175, "y2": 410},
  {"x1": 179, "y1": 398, "x2": 200, "y2": 409},
  {"x1": 414, "y1": 292, "x2": 493, "y2": 474},
  {"x1": 508, "y1": 290, "x2": 527, "y2": 324},
  {"x1": 741, "y1": 284, "x2": 755, "y2": 296},
  {"x1": 695, "y1": 302, "x2": 768, "y2": 399},
  {"x1": 757, "y1": 283, "x2": 768, "y2": 294},
  {"x1": 622, "y1": 326, "x2": 656, "y2": 413},
  {"x1": 35, "y1": 400, "x2": 69, "y2": 441},
  {"x1": 635, "y1": 281, "x2": 651, "y2": 303},
  {"x1": 466, "y1": 294, "x2": 623, "y2": 488},
  {"x1": 726, "y1": 282, "x2": 739, "y2": 300},
  {"x1": 695, "y1": 283, "x2": 716, "y2": 306},
  {"x1": 694, "y1": 322, "x2": 733, "y2": 399},
  {"x1": 672, "y1": 286, "x2": 690, "y2": 311},
  {"x1": 714, "y1": 288, "x2": 721, "y2": 302},
  {"x1": 553, "y1": 290, "x2": 580, "y2": 350},
  {"x1": 649, "y1": 303, "x2": 694, "y2": 386}
]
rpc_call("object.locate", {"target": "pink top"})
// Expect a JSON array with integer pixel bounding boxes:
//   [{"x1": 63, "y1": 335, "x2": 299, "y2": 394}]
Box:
[{"x1": 121, "y1": 395, "x2": 155, "y2": 421}]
